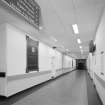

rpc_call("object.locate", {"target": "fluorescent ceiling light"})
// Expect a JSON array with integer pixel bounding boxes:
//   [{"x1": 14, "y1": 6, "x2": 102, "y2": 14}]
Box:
[
  {"x1": 79, "y1": 46, "x2": 82, "y2": 49},
  {"x1": 77, "y1": 38, "x2": 82, "y2": 44},
  {"x1": 72, "y1": 24, "x2": 79, "y2": 34}
]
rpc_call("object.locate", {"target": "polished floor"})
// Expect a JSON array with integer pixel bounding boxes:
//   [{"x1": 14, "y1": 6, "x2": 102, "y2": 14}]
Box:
[{"x1": 0, "y1": 70, "x2": 103, "y2": 105}]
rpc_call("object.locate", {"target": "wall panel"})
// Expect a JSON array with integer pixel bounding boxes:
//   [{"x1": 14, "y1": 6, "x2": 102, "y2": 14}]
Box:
[{"x1": 7, "y1": 24, "x2": 26, "y2": 76}]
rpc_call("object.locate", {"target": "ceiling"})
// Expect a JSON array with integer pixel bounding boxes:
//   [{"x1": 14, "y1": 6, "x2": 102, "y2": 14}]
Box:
[
  {"x1": 36, "y1": 0, "x2": 105, "y2": 58},
  {"x1": 0, "y1": 0, "x2": 105, "y2": 58}
]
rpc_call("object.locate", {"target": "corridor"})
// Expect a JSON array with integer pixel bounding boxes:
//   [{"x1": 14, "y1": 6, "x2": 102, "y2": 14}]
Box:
[
  {"x1": 0, "y1": 0, "x2": 105, "y2": 105},
  {"x1": 0, "y1": 70, "x2": 102, "y2": 105}
]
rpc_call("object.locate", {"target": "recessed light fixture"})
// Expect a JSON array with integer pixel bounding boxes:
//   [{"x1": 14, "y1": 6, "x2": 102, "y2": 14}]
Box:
[
  {"x1": 72, "y1": 24, "x2": 79, "y2": 34},
  {"x1": 79, "y1": 46, "x2": 82, "y2": 49},
  {"x1": 66, "y1": 49, "x2": 69, "y2": 51},
  {"x1": 77, "y1": 38, "x2": 81, "y2": 44},
  {"x1": 39, "y1": 26, "x2": 43, "y2": 30}
]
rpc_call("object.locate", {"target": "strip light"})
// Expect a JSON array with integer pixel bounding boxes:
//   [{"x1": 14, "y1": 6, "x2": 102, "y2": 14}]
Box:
[
  {"x1": 72, "y1": 24, "x2": 79, "y2": 34},
  {"x1": 77, "y1": 38, "x2": 81, "y2": 44}
]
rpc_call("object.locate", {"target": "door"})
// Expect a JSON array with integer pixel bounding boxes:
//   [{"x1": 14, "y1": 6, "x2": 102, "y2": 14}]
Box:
[{"x1": 26, "y1": 36, "x2": 39, "y2": 73}]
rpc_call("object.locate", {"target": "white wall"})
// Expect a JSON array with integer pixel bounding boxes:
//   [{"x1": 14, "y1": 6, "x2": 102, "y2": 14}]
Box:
[
  {"x1": 49, "y1": 48, "x2": 63, "y2": 70},
  {"x1": 88, "y1": 53, "x2": 96, "y2": 79},
  {"x1": 94, "y1": 8, "x2": 105, "y2": 75},
  {"x1": 6, "y1": 24, "x2": 26, "y2": 76},
  {"x1": 39, "y1": 42, "x2": 62, "y2": 71},
  {"x1": 54, "y1": 51, "x2": 62, "y2": 69},
  {"x1": 0, "y1": 24, "x2": 64, "y2": 75},
  {"x1": 72, "y1": 59, "x2": 75, "y2": 68},
  {"x1": 87, "y1": 7, "x2": 105, "y2": 105},
  {"x1": 0, "y1": 23, "x2": 75, "y2": 76},
  {"x1": 63, "y1": 55, "x2": 72, "y2": 68},
  {"x1": 0, "y1": 24, "x2": 7, "y2": 72},
  {"x1": 88, "y1": 7, "x2": 105, "y2": 76},
  {"x1": 0, "y1": 23, "x2": 77, "y2": 97},
  {"x1": 38, "y1": 42, "x2": 51, "y2": 71}
]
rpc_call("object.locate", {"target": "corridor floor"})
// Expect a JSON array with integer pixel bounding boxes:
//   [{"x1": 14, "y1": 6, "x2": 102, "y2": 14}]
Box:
[{"x1": 0, "y1": 70, "x2": 103, "y2": 105}]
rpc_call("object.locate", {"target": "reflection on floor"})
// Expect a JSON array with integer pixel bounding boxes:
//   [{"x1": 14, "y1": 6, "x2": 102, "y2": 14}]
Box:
[{"x1": 0, "y1": 70, "x2": 103, "y2": 105}]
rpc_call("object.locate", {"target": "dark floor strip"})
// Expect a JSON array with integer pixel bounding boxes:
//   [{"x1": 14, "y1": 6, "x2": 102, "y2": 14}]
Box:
[{"x1": 86, "y1": 72, "x2": 103, "y2": 105}]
